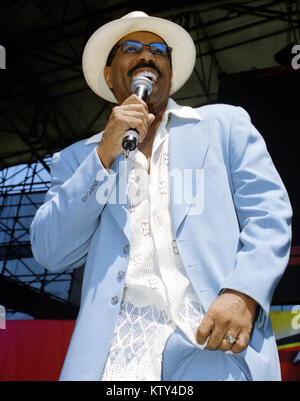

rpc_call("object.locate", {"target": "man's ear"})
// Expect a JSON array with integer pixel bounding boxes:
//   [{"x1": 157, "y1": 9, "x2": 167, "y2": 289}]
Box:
[{"x1": 104, "y1": 66, "x2": 113, "y2": 89}]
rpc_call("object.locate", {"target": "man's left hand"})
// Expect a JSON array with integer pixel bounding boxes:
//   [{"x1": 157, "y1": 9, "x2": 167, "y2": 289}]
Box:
[{"x1": 195, "y1": 289, "x2": 258, "y2": 354}]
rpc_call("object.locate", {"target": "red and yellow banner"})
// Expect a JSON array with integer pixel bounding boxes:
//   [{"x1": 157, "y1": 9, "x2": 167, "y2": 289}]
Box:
[
  {"x1": 0, "y1": 314, "x2": 299, "y2": 381},
  {"x1": 270, "y1": 308, "x2": 300, "y2": 381}
]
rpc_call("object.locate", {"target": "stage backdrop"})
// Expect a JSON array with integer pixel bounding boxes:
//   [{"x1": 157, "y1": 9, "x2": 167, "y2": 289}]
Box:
[
  {"x1": 0, "y1": 320, "x2": 75, "y2": 381},
  {"x1": 0, "y1": 313, "x2": 299, "y2": 381}
]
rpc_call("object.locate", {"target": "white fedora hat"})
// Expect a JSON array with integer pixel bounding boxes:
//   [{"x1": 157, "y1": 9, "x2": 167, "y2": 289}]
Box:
[{"x1": 82, "y1": 11, "x2": 196, "y2": 103}]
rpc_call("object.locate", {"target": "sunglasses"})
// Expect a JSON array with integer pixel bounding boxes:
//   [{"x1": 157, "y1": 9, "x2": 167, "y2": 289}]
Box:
[{"x1": 117, "y1": 40, "x2": 172, "y2": 57}]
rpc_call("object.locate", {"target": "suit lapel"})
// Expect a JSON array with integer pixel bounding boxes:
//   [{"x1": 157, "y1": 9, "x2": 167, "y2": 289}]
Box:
[
  {"x1": 168, "y1": 115, "x2": 213, "y2": 236},
  {"x1": 104, "y1": 112, "x2": 213, "y2": 241},
  {"x1": 84, "y1": 134, "x2": 130, "y2": 241}
]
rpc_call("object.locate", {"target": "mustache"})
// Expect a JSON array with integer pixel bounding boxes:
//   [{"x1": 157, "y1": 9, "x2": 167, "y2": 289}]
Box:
[{"x1": 127, "y1": 61, "x2": 162, "y2": 78}]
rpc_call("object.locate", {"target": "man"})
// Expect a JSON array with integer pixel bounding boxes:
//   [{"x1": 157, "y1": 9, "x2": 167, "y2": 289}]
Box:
[{"x1": 30, "y1": 11, "x2": 292, "y2": 381}]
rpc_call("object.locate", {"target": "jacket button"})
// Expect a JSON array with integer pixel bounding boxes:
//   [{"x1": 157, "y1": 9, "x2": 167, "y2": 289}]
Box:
[
  {"x1": 117, "y1": 271, "x2": 125, "y2": 280},
  {"x1": 123, "y1": 245, "x2": 130, "y2": 254},
  {"x1": 111, "y1": 296, "x2": 119, "y2": 305}
]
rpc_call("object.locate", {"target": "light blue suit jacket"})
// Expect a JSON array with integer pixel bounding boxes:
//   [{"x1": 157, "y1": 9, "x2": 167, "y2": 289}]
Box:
[{"x1": 30, "y1": 102, "x2": 292, "y2": 381}]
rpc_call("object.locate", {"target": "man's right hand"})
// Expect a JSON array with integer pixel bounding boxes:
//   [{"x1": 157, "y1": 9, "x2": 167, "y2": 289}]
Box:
[{"x1": 97, "y1": 94, "x2": 155, "y2": 168}]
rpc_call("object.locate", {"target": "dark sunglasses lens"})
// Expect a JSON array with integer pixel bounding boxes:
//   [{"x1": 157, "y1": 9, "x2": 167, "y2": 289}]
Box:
[
  {"x1": 149, "y1": 43, "x2": 168, "y2": 56},
  {"x1": 121, "y1": 41, "x2": 142, "y2": 53}
]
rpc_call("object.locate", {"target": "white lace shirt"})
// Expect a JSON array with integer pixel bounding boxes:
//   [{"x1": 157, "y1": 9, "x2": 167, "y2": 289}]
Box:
[{"x1": 101, "y1": 99, "x2": 206, "y2": 381}]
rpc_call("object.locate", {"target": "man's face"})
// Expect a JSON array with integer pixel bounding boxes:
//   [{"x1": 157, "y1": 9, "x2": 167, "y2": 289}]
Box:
[{"x1": 104, "y1": 31, "x2": 172, "y2": 110}]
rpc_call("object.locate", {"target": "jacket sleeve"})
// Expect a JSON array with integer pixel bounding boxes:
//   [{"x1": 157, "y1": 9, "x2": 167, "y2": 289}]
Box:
[
  {"x1": 219, "y1": 107, "x2": 293, "y2": 325},
  {"x1": 30, "y1": 146, "x2": 116, "y2": 273}
]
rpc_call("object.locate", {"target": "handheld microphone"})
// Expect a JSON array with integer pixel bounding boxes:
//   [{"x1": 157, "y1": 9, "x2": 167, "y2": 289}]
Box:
[{"x1": 122, "y1": 75, "x2": 153, "y2": 155}]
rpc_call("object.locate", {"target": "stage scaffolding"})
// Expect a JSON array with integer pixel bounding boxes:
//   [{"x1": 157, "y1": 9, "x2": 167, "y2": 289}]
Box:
[
  {"x1": 0, "y1": 0, "x2": 299, "y2": 318},
  {"x1": 0, "y1": 158, "x2": 80, "y2": 318}
]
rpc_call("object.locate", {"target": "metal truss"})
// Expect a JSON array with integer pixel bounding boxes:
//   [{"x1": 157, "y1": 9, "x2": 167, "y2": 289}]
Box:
[
  {"x1": 1, "y1": 1, "x2": 299, "y2": 165},
  {"x1": 0, "y1": 157, "x2": 79, "y2": 318},
  {"x1": 0, "y1": 0, "x2": 299, "y2": 317}
]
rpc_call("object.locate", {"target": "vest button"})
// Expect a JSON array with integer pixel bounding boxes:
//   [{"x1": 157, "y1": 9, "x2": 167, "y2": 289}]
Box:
[
  {"x1": 123, "y1": 245, "x2": 130, "y2": 254},
  {"x1": 111, "y1": 296, "x2": 119, "y2": 305},
  {"x1": 117, "y1": 271, "x2": 125, "y2": 280}
]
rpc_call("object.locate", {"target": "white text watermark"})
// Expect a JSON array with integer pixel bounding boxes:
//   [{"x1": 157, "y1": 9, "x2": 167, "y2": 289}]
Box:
[
  {"x1": 0, "y1": 305, "x2": 6, "y2": 330},
  {"x1": 95, "y1": 162, "x2": 205, "y2": 216},
  {"x1": 0, "y1": 45, "x2": 6, "y2": 70},
  {"x1": 291, "y1": 45, "x2": 300, "y2": 70}
]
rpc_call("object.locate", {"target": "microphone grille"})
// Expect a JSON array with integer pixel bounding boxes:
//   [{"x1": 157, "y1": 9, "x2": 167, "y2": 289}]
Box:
[{"x1": 131, "y1": 75, "x2": 153, "y2": 95}]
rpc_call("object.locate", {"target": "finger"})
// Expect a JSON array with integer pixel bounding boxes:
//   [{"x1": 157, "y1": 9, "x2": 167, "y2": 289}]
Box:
[
  {"x1": 120, "y1": 103, "x2": 148, "y2": 114},
  {"x1": 231, "y1": 331, "x2": 250, "y2": 354},
  {"x1": 148, "y1": 113, "x2": 155, "y2": 126},
  {"x1": 218, "y1": 338, "x2": 234, "y2": 352},
  {"x1": 118, "y1": 111, "x2": 149, "y2": 131},
  {"x1": 116, "y1": 107, "x2": 149, "y2": 124},
  {"x1": 121, "y1": 111, "x2": 150, "y2": 127},
  {"x1": 218, "y1": 331, "x2": 239, "y2": 352},
  {"x1": 195, "y1": 314, "x2": 214, "y2": 345},
  {"x1": 206, "y1": 326, "x2": 227, "y2": 350},
  {"x1": 139, "y1": 114, "x2": 155, "y2": 143},
  {"x1": 111, "y1": 104, "x2": 147, "y2": 122},
  {"x1": 116, "y1": 112, "x2": 148, "y2": 134},
  {"x1": 127, "y1": 117, "x2": 148, "y2": 138},
  {"x1": 110, "y1": 106, "x2": 143, "y2": 124},
  {"x1": 122, "y1": 94, "x2": 148, "y2": 109},
  {"x1": 124, "y1": 110, "x2": 153, "y2": 131},
  {"x1": 129, "y1": 113, "x2": 155, "y2": 139}
]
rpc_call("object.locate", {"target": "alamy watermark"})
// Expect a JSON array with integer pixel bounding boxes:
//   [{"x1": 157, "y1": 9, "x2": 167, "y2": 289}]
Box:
[
  {"x1": 0, "y1": 305, "x2": 6, "y2": 330},
  {"x1": 95, "y1": 161, "x2": 205, "y2": 216},
  {"x1": 291, "y1": 45, "x2": 300, "y2": 70},
  {"x1": 0, "y1": 45, "x2": 6, "y2": 70},
  {"x1": 0, "y1": 44, "x2": 299, "y2": 71}
]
